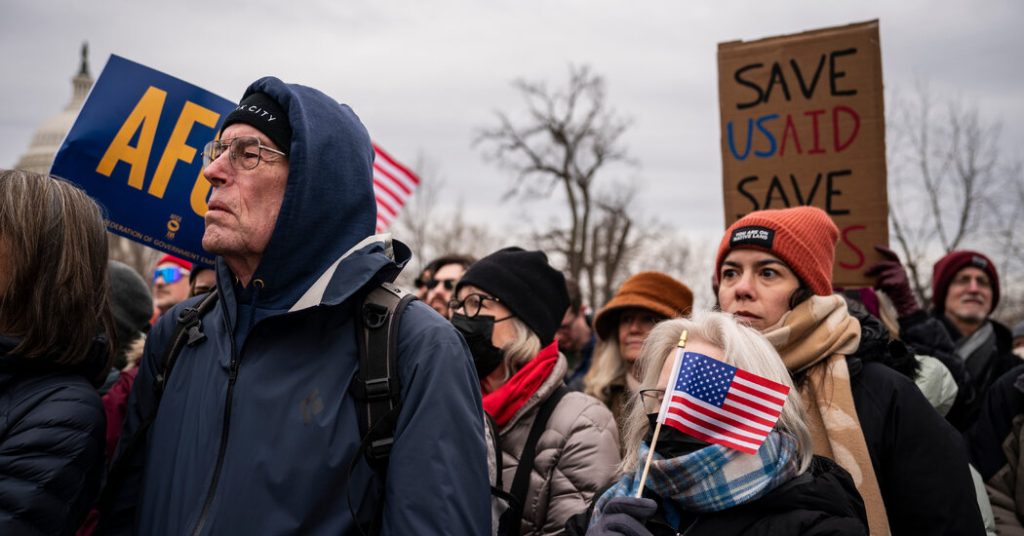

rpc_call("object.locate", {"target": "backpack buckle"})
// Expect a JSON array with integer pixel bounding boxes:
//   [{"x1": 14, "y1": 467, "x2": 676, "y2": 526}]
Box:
[
  {"x1": 363, "y1": 302, "x2": 389, "y2": 329},
  {"x1": 363, "y1": 377, "x2": 392, "y2": 401},
  {"x1": 368, "y1": 437, "x2": 394, "y2": 461}
]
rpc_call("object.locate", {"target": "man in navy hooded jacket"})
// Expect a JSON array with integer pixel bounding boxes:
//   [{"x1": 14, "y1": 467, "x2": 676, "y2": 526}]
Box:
[{"x1": 102, "y1": 78, "x2": 491, "y2": 535}]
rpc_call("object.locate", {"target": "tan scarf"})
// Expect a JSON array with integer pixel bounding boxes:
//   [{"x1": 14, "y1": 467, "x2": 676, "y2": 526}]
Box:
[{"x1": 762, "y1": 295, "x2": 890, "y2": 536}]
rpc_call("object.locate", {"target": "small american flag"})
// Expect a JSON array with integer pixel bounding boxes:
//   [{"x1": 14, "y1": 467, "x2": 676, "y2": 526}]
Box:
[
  {"x1": 657, "y1": 350, "x2": 790, "y2": 454},
  {"x1": 372, "y1": 143, "x2": 420, "y2": 232}
]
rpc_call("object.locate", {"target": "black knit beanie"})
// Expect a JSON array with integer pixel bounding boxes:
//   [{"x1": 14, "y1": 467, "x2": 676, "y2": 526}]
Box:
[
  {"x1": 108, "y1": 261, "x2": 153, "y2": 358},
  {"x1": 456, "y1": 247, "x2": 569, "y2": 347},
  {"x1": 220, "y1": 92, "x2": 291, "y2": 154}
]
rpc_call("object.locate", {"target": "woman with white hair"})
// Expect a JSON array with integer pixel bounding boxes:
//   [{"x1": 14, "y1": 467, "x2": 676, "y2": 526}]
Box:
[
  {"x1": 569, "y1": 312, "x2": 867, "y2": 535},
  {"x1": 451, "y1": 247, "x2": 621, "y2": 535}
]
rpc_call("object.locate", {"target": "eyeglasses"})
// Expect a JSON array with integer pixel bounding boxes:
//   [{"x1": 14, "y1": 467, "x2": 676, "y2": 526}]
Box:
[
  {"x1": 639, "y1": 388, "x2": 666, "y2": 414},
  {"x1": 202, "y1": 136, "x2": 286, "y2": 171},
  {"x1": 420, "y1": 278, "x2": 456, "y2": 291},
  {"x1": 153, "y1": 267, "x2": 187, "y2": 284},
  {"x1": 448, "y1": 293, "x2": 502, "y2": 318}
]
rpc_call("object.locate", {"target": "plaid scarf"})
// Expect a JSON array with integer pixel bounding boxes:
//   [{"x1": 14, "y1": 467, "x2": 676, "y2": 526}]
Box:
[{"x1": 591, "y1": 431, "x2": 799, "y2": 528}]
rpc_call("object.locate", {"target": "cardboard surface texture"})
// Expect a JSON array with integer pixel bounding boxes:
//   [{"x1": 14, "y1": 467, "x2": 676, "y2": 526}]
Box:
[{"x1": 718, "y1": 20, "x2": 888, "y2": 287}]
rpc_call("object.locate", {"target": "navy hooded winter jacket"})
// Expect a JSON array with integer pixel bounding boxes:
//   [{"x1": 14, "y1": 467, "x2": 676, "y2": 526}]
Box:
[{"x1": 102, "y1": 78, "x2": 490, "y2": 535}]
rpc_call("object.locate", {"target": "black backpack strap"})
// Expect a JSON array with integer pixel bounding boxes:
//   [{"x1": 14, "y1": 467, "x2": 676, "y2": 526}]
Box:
[
  {"x1": 487, "y1": 412, "x2": 517, "y2": 514},
  {"x1": 351, "y1": 282, "x2": 416, "y2": 468},
  {"x1": 498, "y1": 385, "x2": 569, "y2": 536},
  {"x1": 347, "y1": 282, "x2": 416, "y2": 536},
  {"x1": 98, "y1": 289, "x2": 219, "y2": 515},
  {"x1": 155, "y1": 289, "x2": 220, "y2": 400}
]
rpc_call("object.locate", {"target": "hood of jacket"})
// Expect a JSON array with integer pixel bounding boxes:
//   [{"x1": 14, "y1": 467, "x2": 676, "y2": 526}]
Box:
[
  {"x1": 845, "y1": 296, "x2": 919, "y2": 381},
  {"x1": 214, "y1": 76, "x2": 378, "y2": 315}
]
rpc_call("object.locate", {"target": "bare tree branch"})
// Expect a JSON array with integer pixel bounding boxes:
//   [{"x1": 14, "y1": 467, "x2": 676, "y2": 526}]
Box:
[
  {"x1": 887, "y1": 83, "x2": 1019, "y2": 311},
  {"x1": 476, "y1": 64, "x2": 637, "y2": 305}
]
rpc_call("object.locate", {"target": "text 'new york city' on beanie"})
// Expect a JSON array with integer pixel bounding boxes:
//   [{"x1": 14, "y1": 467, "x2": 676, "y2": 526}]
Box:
[{"x1": 220, "y1": 92, "x2": 292, "y2": 155}]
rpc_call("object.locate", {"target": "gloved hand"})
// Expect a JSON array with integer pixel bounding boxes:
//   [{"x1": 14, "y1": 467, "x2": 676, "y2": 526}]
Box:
[
  {"x1": 864, "y1": 245, "x2": 920, "y2": 317},
  {"x1": 588, "y1": 497, "x2": 657, "y2": 536}
]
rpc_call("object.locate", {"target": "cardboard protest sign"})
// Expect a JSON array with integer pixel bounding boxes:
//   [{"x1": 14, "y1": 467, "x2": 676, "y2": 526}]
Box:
[
  {"x1": 718, "y1": 20, "x2": 888, "y2": 287},
  {"x1": 51, "y1": 55, "x2": 236, "y2": 266}
]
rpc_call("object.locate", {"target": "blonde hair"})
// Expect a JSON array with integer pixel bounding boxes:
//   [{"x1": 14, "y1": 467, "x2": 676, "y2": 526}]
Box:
[
  {"x1": 874, "y1": 291, "x2": 902, "y2": 340},
  {"x1": 498, "y1": 317, "x2": 542, "y2": 380},
  {"x1": 618, "y1": 311, "x2": 813, "y2": 475},
  {"x1": 582, "y1": 336, "x2": 628, "y2": 405}
]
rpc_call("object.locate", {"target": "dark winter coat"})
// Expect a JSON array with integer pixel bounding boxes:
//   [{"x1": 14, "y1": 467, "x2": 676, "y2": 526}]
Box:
[
  {"x1": 903, "y1": 311, "x2": 1018, "y2": 430},
  {"x1": 897, "y1": 310, "x2": 977, "y2": 427},
  {"x1": 101, "y1": 78, "x2": 490, "y2": 535},
  {"x1": 565, "y1": 456, "x2": 868, "y2": 535},
  {"x1": 843, "y1": 310, "x2": 985, "y2": 535},
  {"x1": 0, "y1": 335, "x2": 107, "y2": 536},
  {"x1": 966, "y1": 364, "x2": 1024, "y2": 480}
]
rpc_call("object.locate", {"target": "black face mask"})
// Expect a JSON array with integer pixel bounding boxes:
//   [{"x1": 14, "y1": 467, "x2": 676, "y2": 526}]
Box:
[
  {"x1": 451, "y1": 313, "x2": 505, "y2": 379},
  {"x1": 645, "y1": 413, "x2": 710, "y2": 459}
]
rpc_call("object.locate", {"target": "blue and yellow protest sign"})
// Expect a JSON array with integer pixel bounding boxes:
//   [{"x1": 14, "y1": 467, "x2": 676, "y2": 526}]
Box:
[{"x1": 51, "y1": 55, "x2": 237, "y2": 266}]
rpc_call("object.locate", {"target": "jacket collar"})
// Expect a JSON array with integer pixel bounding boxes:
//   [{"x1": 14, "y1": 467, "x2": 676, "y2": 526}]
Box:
[{"x1": 502, "y1": 354, "x2": 568, "y2": 432}]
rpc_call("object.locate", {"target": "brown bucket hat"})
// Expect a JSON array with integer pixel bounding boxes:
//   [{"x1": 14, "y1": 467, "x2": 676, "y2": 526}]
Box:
[{"x1": 593, "y1": 271, "x2": 694, "y2": 340}]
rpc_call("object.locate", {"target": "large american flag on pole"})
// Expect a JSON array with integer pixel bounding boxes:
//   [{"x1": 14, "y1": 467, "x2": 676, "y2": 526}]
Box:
[
  {"x1": 372, "y1": 143, "x2": 420, "y2": 232},
  {"x1": 657, "y1": 350, "x2": 790, "y2": 454}
]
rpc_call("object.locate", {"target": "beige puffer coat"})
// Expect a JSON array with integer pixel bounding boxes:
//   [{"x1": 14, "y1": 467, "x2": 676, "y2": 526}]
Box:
[{"x1": 493, "y1": 355, "x2": 621, "y2": 535}]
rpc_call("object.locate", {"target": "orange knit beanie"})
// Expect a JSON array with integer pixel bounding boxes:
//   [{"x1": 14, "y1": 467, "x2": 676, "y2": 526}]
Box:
[{"x1": 715, "y1": 206, "x2": 838, "y2": 296}]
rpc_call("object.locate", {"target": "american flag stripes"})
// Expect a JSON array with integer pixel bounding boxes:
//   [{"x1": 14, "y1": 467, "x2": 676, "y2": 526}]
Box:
[
  {"x1": 657, "y1": 350, "x2": 790, "y2": 455},
  {"x1": 372, "y1": 143, "x2": 420, "y2": 232}
]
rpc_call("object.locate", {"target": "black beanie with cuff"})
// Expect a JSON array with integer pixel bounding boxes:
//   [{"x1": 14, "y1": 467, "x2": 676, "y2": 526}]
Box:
[{"x1": 456, "y1": 247, "x2": 569, "y2": 347}]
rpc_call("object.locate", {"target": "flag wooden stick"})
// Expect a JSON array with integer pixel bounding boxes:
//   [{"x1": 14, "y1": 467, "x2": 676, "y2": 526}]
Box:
[
  {"x1": 636, "y1": 329, "x2": 688, "y2": 498},
  {"x1": 635, "y1": 420, "x2": 662, "y2": 498}
]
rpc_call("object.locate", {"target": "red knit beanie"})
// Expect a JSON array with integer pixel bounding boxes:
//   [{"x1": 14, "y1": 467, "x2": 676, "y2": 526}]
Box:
[
  {"x1": 715, "y1": 206, "x2": 838, "y2": 296},
  {"x1": 155, "y1": 254, "x2": 193, "y2": 272},
  {"x1": 931, "y1": 250, "x2": 1000, "y2": 314}
]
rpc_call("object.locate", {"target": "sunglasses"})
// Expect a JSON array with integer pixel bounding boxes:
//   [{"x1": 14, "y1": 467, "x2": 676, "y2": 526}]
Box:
[
  {"x1": 153, "y1": 267, "x2": 187, "y2": 284},
  {"x1": 416, "y1": 278, "x2": 456, "y2": 291}
]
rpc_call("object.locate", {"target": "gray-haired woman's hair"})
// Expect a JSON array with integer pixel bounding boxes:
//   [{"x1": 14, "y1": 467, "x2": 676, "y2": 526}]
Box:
[
  {"x1": 618, "y1": 311, "x2": 813, "y2": 476},
  {"x1": 0, "y1": 169, "x2": 115, "y2": 371}
]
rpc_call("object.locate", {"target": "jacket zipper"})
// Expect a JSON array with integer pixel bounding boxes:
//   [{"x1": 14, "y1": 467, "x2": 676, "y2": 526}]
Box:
[{"x1": 190, "y1": 315, "x2": 241, "y2": 536}]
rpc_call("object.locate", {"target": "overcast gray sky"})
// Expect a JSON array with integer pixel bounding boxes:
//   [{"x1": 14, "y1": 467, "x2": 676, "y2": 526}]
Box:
[{"x1": 2, "y1": 0, "x2": 1022, "y2": 244}]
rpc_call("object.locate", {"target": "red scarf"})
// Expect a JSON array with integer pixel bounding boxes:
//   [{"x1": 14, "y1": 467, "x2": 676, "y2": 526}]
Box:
[{"x1": 483, "y1": 342, "x2": 559, "y2": 427}]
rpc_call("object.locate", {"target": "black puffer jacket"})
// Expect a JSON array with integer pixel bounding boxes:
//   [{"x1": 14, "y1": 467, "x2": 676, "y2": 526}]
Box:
[
  {"x1": 0, "y1": 335, "x2": 107, "y2": 535},
  {"x1": 566, "y1": 456, "x2": 868, "y2": 535},
  {"x1": 843, "y1": 310, "x2": 985, "y2": 535},
  {"x1": 841, "y1": 299, "x2": 984, "y2": 534}
]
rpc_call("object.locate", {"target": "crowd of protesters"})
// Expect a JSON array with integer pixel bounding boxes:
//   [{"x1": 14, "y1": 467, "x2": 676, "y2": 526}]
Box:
[{"x1": 2, "y1": 76, "x2": 1023, "y2": 536}]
